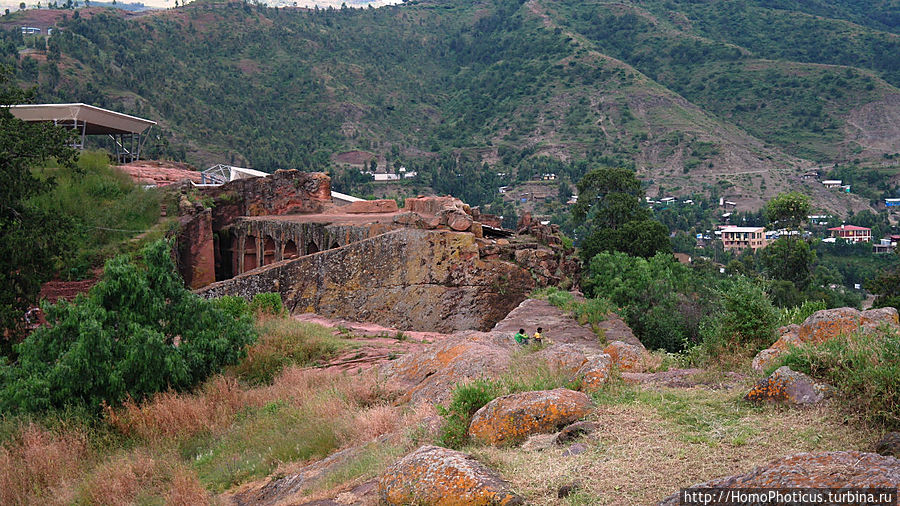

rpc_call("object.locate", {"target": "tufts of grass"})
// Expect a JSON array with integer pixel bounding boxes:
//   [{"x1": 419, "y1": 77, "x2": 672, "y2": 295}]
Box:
[
  {"x1": 773, "y1": 326, "x2": 900, "y2": 430},
  {"x1": 531, "y1": 286, "x2": 614, "y2": 331},
  {"x1": 437, "y1": 356, "x2": 582, "y2": 449},
  {"x1": 230, "y1": 317, "x2": 352, "y2": 385}
]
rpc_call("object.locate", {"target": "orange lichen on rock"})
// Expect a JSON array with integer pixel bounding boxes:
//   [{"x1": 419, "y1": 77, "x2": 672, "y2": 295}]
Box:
[
  {"x1": 603, "y1": 340, "x2": 651, "y2": 372},
  {"x1": 377, "y1": 445, "x2": 523, "y2": 505},
  {"x1": 468, "y1": 389, "x2": 593, "y2": 446},
  {"x1": 744, "y1": 366, "x2": 829, "y2": 405},
  {"x1": 576, "y1": 354, "x2": 612, "y2": 392}
]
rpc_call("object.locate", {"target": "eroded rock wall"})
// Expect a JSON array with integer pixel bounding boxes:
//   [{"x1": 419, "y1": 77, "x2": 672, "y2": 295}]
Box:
[{"x1": 197, "y1": 228, "x2": 534, "y2": 332}]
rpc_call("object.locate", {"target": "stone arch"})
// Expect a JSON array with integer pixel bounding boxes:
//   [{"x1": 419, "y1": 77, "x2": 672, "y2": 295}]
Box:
[
  {"x1": 243, "y1": 235, "x2": 258, "y2": 272},
  {"x1": 306, "y1": 241, "x2": 319, "y2": 255},
  {"x1": 283, "y1": 239, "x2": 298, "y2": 260},
  {"x1": 263, "y1": 236, "x2": 277, "y2": 266}
]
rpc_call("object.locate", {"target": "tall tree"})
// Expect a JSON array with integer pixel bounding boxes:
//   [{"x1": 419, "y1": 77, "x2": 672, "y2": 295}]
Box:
[
  {"x1": 765, "y1": 191, "x2": 811, "y2": 235},
  {"x1": 574, "y1": 167, "x2": 671, "y2": 261},
  {"x1": 0, "y1": 67, "x2": 77, "y2": 351}
]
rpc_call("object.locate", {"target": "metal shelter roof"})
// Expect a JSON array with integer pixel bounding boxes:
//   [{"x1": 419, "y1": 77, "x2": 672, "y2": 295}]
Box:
[{"x1": 7, "y1": 103, "x2": 156, "y2": 135}]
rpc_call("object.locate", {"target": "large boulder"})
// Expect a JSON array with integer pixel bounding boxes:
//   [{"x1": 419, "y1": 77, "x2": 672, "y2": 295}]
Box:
[
  {"x1": 658, "y1": 451, "x2": 900, "y2": 505},
  {"x1": 378, "y1": 445, "x2": 523, "y2": 505},
  {"x1": 744, "y1": 366, "x2": 830, "y2": 405},
  {"x1": 575, "y1": 354, "x2": 613, "y2": 392},
  {"x1": 753, "y1": 308, "x2": 899, "y2": 371},
  {"x1": 799, "y1": 307, "x2": 899, "y2": 344},
  {"x1": 531, "y1": 344, "x2": 588, "y2": 375},
  {"x1": 468, "y1": 389, "x2": 593, "y2": 446},
  {"x1": 382, "y1": 333, "x2": 513, "y2": 406},
  {"x1": 603, "y1": 340, "x2": 651, "y2": 372}
]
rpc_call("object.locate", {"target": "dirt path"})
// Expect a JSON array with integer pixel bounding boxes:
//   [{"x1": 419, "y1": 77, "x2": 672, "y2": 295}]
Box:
[{"x1": 293, "y1": 313, "x2": 455, "y2": 373}]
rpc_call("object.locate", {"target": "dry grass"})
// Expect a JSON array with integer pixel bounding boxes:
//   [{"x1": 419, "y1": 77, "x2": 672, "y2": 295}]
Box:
[
  {"x1": 77, "y1": 449, "x2": 210, "y2": 506},
  {"x1": 0, "y1": 424, "x2": 89, "y2": 506},
  {"x1": 0, "y1": 319, "x2": 408, "y2": 503},
  {"x1": 107, "y1": 376, "x2": 244, "y2": 441},
  {"x1": 469, "y1": 384, "x2": 872, "y2": 505}
]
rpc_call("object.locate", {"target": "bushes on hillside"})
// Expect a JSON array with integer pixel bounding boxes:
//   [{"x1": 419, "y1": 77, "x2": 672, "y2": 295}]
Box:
[
  {"x1": 0, "y1": 240, "x2": 256, "y2": 414},
  {"x1": 582, "y1": 251, "x2": 780, "y2": 356},
  {"x1": 582, "y1": 252, "x2": 720, "y2": 352}
]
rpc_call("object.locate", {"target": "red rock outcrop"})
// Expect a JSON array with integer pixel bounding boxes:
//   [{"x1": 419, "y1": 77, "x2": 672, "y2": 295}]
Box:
[
  {"x1": 658, "y1": 451, "x2": 900, "y2": 505},
  {"x1": 383, "y1": 332, "x2": 514, "y2": 405},
  {"x1": 116, "y1": 161, "x2": 201, "y2": 186},
  {"x1": 198, "y1": 229, "x2": 534, "y2": 334},
  {"x1": 468, "y1": 389, "x2": 593, "y2": 446},
  {"x1": 378, "y1": 445, "x2": 523, "y2": 505},
  {"x1": 752, "y1": 307, "x2": 900, "y2": 371},
  {"x1": 342, "y1": 199, "x2": 399, "y2": 214}
]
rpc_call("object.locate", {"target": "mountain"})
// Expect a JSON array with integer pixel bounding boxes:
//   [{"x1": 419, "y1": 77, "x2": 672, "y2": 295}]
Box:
[{"x1": 2, "y1": 0, "x2": 899, "y2": 211}]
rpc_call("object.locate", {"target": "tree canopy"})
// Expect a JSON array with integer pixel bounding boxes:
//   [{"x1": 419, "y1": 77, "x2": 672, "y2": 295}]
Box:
[
  {"x1": 765, "y1": 191, "x2": 811, "y2": 232},
  {"x1": 0, "y1": 67, "x2": 77, "y2": 348}
]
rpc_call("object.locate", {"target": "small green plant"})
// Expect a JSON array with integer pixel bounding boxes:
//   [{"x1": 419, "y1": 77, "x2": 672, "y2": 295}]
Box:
[
  {"x1": 436, "y1": 380, "x2": 502, "y2": 449},
  {"x1": 394, "y1": 331, "x2": 407, "y2": 341},
  {"x1": 777, "y1": 299, "x2": 826, "y2": 327},
  {"x1": 250, "y1": 292, "x2": 286, "y2": 316}
]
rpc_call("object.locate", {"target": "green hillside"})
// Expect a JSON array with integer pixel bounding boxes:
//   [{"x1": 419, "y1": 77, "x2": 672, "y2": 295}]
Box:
[{"x1": 1, "y1": 0, "x2": 898, "y2": 209}]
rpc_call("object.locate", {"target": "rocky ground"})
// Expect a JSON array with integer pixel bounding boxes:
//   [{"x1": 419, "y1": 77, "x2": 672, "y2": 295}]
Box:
[{"x1": 223, "y1": 301, "x2": 900, "y2": 505}]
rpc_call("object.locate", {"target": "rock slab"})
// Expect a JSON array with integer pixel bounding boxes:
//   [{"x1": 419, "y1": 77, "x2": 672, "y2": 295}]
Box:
[
  {"x1": 378, "y1": 445, "x2": 523, "y2": 505},
  {"x1": 745, "y1": 366, "x2": 829, "y2": 405},
  {"x1": 468, "y1": 389, "x2": 593, "y2": 446},
  {"x1": 658, "y1": 451, "x2": 900, "y2": 505}
]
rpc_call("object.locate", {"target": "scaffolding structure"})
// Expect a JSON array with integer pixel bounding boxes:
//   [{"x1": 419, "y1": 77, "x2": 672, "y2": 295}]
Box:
[{"x1": 199, "y1": 164, "x2": 271, "y2": 185}]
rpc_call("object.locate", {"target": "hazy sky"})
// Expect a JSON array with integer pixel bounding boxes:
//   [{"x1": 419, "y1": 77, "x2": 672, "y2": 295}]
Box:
[{"x1": 3, "y1": 0, "x2": 401, "y2": 13}]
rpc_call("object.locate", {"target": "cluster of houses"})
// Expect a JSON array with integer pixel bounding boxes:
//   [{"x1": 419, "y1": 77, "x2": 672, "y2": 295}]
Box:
[
  {"x1": 710, "y1": 223, "x2": 896, "y2": 254},
  {"x1": 646, "y1": 196, "x2": 697, "y2": 207},
  {"x1": 364, "y1": 166, "x2": 417, "y2": 182}
]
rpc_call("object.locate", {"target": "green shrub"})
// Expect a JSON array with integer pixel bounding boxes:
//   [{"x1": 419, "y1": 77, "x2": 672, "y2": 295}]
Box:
[
  {"x1": 29, "y1": 150, "x2": 162, "y2": 279},
  {"x1": 774, "y1": 327, "x2": 900, "y2": 429},
  {"x1": 214, "y1": 296, "x2": 251, "y2": 320},
  {"x1": 0, "y1": 240, "x2": 256, "y2": 414},
  {"x1": 777, "y1": 299, "x2": 826, "y2": 327},
  {"x1": 573, "y1": 297, "x2": 612, "y2": 326},
  {"x1": 436, "y1": 380, "x2": 502, "y2": 449},
  {"x1": 547, "y1": 289, "x2": 576, "y2": 310},
  {"x1": 250, "y1": 292, "x2": 285, "y2": 316}
]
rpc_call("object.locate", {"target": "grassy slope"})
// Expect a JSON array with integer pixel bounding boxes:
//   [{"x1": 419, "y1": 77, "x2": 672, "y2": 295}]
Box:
[{"x1": 28, "y1": 150, "x2": 168, "y2": 278}]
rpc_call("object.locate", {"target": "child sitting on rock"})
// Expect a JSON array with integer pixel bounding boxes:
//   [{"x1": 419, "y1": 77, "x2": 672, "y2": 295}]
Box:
[
  {"x1": 514, "y1": 328, "x2": 529, "y2": 345},
  {"x1": 533, "y1": 327, "x2": 545, "y2": 345}
]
